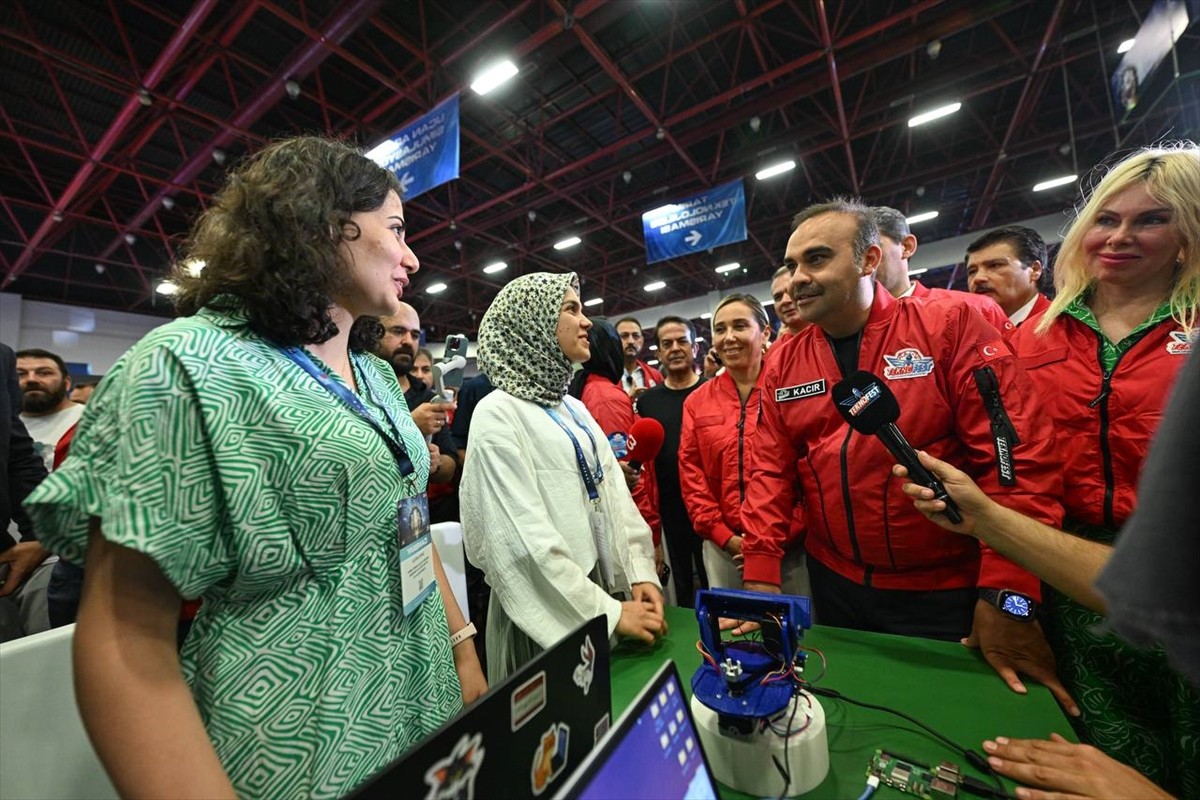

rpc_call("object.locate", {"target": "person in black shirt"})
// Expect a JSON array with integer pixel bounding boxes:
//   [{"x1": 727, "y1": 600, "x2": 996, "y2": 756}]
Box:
[{"x1": 635, "y1": 316, "x2": 707, "y2": 607}]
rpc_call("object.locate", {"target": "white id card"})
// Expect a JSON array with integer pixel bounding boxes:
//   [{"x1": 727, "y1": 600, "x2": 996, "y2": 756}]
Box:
[{"x1": 397, "y1": 494, "x2": 436, "y2": 616}]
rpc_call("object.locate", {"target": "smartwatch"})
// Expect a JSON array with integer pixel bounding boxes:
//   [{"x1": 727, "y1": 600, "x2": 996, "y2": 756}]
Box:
[{"x1": 979, "y1": 588, "x2": 1038, "y2": 623}]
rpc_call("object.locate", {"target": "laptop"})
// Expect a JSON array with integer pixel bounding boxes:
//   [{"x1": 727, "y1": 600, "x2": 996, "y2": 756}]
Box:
[
  {"x1": 350, "y1": 615, "x2": 612, "y2": 800},
  {"x1": 554, "y1": 661, "x2": 720, "y2": 800}
]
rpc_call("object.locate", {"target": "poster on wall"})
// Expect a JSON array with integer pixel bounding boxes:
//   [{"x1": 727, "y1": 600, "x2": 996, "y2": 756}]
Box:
[{"x1": 366, "y1": 94, "x2": 460, "y2": 199}]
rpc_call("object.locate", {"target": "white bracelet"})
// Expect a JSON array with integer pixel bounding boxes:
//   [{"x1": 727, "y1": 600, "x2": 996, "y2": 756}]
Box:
[{"x1": 449, "y1": 622, "x2": 477, "y2": 648}]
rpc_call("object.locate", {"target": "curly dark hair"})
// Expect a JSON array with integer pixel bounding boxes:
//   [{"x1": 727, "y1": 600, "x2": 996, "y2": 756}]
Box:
[{"x1": 172, "y1": 136, "x2": 401, "y2": 351}]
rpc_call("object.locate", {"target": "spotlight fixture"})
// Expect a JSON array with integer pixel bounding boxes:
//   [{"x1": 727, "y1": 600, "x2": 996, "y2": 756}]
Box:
[
  {"x1": 1032, "y1": 175, "x2": 1077, "y2": 192},
  {"x1": 470, "y1": 59, "x2": 519, "y2": 95},
  {"x1": 755, "y1": 160, "x2": 795, "y2": 180},
  {"x1": 908, "y1": 102, "x2": 961, "y2": 127},
  {"x1": 905, "y1": 211, "x2": 939, "y2": 225}
]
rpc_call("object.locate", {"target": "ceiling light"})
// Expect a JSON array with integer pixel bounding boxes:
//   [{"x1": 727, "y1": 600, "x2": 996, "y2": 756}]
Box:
[
  {"x1": 907, "y1": 268, "x2": 929, "y2": 277},
  {"x1": 762, "y1": 299, "x2": 775, "y2": 306},
  {"x1": 470, "y1": 59, "x2": 519, "y2": 95},
  {"x1": 1118, "y1": 38, "x2": 1135, "y2": 54},
  {"x1": 905, "y1": 211, "x2": 939, "y2": 225},
  {"x1": 156, "y1": 281, "x2": 178, "y2": 295},
  {"x1": 700, "y1": 312, "x2": 712, "y2": 320},
  {"x1": 755, "y1": 160, "x2": 796, "y2": 180},
  {"x1": 482, "y1": 261, "x2": 507, "y2": 274},
  {"x1": 908, "y1": 101, "x2": 961, "y2": 127},
  {"x1": 427, "y1": 282, "x2": 448, "y2": 294},
  {"x1": 647, "y1": 358, "x2": 660, "y2": 366},
  {"x1": 714, "y1": 262, "x2": 740, "y2": 274},
  {"x1": 161, "y1": 196, "x2": 175, "y2": 210},
  {"x1": 365, "y1": 139, "x2": 399, "y2": 166},
  {"x1": 644, "y1": 281, "x2": 666, "y2": 292},
  {"x1": 1032, "y1": 174, "x2": 1077, "y2": 192},
  {"x1": 583, "y1": 297, "x2": 604, "y2": 307},
  {"x1": 649, "y1": 344, "x2": 657, "y2": 351},
  {"x1": 182, "y1": 259, "x2": 206, "y2": 277},
  {"x1": 553, "y1": 236, "x2": 581, "y2": 250},
  {"x1": 124, "y1": 233, "x2": 137, "y2": 246}
]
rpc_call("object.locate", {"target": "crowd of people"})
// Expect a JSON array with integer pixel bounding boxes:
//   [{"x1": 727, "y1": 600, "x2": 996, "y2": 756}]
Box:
[{"x1": 0, "y1": 134, "x2": 1196, "y2": 799}]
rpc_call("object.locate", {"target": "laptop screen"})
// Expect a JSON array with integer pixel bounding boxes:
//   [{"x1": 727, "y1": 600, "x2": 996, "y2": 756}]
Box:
[{"x1": 557, "y1": 661, "x2": 718, "y2": 800}]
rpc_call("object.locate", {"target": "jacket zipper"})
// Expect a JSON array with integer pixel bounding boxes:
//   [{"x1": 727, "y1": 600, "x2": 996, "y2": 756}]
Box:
[
  {"x1": 736, "y1": 392, "x2": 749, "y2": 502},
  {"x1": 839, "y1": 426, "x2": 867, "y2": 584}
]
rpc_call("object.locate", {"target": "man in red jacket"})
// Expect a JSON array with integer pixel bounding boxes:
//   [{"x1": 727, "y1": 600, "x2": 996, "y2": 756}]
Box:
[
  {"x1": 743, "y1": 197, "x2": 1075, "y2": 711},
  {"x1": 965, "y1": 226, "x2": 1052, "y2": 327}
]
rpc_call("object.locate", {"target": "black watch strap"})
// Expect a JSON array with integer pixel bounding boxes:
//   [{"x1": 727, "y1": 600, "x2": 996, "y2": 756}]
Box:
[{"x1": 979, "y1": 588, "x2": 1038, "y2": 623}]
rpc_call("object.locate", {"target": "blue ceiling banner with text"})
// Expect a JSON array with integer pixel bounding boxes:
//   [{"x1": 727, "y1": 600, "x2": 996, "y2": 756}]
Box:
[
  {"x1": 641, "y1": 179, "x2": 747, "y2": 264},
  {"x1": 366, "y1": 94, "x2": 460, "y2": 200}
]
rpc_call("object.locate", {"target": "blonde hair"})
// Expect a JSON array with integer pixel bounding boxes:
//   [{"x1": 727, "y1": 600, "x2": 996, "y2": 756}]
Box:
[{"x1": 1036, "y1": 142, "x2": 1200, "y2": 335}]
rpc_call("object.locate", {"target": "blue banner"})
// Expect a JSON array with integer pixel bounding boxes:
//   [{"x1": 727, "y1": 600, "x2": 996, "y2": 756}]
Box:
[
  {"x1": 641, "y1": 179, "x2": 747, "y2": 264},
  {"x1": 366, "y1": 94, "x2": 460, "y2": 199}
]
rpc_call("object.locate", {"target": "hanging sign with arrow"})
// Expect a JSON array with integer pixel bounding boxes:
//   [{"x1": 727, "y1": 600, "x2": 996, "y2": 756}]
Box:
[
  {"x1": 640, "y1": 178, "x2": 747, "y2": 264},
  {"x1": 365, "y1": 94, "x2": 460, "y2": 200}
]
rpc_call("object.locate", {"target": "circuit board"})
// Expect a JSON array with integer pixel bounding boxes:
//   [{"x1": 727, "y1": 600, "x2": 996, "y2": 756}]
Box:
[{"x1": 870, "y1": 749, "x2": 959, "y2": 799}]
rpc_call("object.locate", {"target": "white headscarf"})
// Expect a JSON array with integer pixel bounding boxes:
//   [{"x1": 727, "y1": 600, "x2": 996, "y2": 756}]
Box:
[{"x1": 476, "y1": 272, "x2": 580, "y2": 407}]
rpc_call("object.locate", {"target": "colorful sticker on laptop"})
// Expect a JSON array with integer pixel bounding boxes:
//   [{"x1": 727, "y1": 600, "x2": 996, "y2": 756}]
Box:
[
  {"x1": 882, "y1": 348, "x2": 935, "y2": 380},
  {"x1": 531, "y1": 722, "x2": 571, "y2": 795},
  {"x1": 1167, "y1": 330, "x2": 1195, "y2": 355},
  {"x1": 594, "y1": 712, "x2": 611, "y2": 746},
  {"x1": 424, "y1": 731, "x2": 485, "y2": 800},
  {"x1": 511, "y1": 670, "x2": 547, "y2": 732},
  {"x1": 572, "y1": 635, "x2": 596, "y2": 696},
  {"x1": 775, "y1": 379, "x2": 826, "y2": 402}
]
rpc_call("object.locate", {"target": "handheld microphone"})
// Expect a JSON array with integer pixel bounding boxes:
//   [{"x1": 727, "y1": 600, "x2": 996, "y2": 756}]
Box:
[
  {"x1": 831, "y1": 370, "x2": 963, "y2": 524},
  {"x1": 623, "y1": 418, "x2": 665, "y2": 471}
]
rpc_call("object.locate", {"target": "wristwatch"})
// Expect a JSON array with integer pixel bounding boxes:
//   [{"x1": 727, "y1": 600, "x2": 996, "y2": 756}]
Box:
[{"x1": 979, "y1": 588, "x2": 1038, "y2": 623}]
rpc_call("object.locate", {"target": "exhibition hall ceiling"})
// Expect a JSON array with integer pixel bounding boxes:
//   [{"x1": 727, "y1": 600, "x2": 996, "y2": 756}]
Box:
[{"x1": 2, "y1": 0, "x2": 1196, "y2": 335}]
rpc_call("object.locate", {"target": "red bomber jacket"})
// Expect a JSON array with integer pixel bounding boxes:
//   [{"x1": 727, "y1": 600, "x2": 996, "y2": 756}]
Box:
[
  {"x1": 1010, "y1": 312, "x2": 1194, "y2": 531},
  {"x1": 742, "y1": 287, "x2": 1063, "y2": 594},
  {"x1": 679, "y1": 370, "x2": 802, "y2": 550}
]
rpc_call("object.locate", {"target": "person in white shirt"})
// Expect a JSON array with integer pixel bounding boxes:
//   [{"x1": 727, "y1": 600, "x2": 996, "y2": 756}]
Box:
[
  {"x1": 461, "y1": 272, "x2": 666, "y2": 682},
  {"x1": 16, "y1": 349, "x2": 84, "y2": 473}
]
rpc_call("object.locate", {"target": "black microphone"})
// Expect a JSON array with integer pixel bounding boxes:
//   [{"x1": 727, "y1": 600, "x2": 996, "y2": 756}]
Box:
[{"x1": 831, "y1": 370, "x2": 963, "y2": 524}]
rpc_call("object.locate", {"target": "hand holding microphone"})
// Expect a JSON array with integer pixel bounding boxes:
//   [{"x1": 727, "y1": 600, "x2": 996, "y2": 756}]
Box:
[{"x1": 831, "y1": 370, "x2": 963, "y2": 524}]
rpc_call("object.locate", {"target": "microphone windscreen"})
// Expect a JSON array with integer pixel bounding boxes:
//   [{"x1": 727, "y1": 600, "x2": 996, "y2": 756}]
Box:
[
  {"x1": 831, "y1": 370, "x2": 900, "y2": 434},
  {"x1": 624, "y1": 417, "x2": 665, "y2": 464}
]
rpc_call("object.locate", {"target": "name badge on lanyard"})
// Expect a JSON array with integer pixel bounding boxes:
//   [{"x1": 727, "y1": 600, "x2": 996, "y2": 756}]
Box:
[{"x1": 397, "y1": 494, "x2": 437, "y2": 615}]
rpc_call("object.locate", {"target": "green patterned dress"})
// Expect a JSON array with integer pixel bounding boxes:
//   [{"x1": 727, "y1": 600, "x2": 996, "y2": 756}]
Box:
[
  {"x1": 1042, "y1": 299, "x2": 1200, "y2": 798},
  {"x1": 24, "y1": 305, "x2": 463, "y2": 799}
]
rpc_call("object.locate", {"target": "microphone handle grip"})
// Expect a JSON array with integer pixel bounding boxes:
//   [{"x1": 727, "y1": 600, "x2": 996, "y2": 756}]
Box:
[{"x1": 878, "y1": 426, "x2": 963, "y2": 524}]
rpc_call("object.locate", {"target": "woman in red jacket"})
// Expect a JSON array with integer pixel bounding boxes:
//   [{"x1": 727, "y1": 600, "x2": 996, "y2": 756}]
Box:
[
  {"x1": 679, "y1": 293, "x2": 808, "y2": 593},
  {"x1": 1008, "y1": 143, "x2": 1199, "y2": 796},
  {"x1": 568, "y1": 319, "x2": 664, "y2": 571}
]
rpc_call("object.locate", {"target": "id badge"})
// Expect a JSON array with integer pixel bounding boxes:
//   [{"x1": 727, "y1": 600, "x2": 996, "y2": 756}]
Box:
[{"x1": 397, "y1": 494, "x2": 437, "y2": 616}]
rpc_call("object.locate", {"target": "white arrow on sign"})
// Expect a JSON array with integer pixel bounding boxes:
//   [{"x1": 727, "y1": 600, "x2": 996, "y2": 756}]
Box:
[
  {"x1": 684, "y1": 230, "x2": 702, "y2": 246},
  {"x1": 399, "y1": 173, "x2": 415, "y2": 193}
]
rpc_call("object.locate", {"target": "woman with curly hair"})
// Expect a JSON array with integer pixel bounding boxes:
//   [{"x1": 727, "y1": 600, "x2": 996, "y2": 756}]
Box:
[{"x1": 23, "y1": 136, "x2": 486, "y2": 799}]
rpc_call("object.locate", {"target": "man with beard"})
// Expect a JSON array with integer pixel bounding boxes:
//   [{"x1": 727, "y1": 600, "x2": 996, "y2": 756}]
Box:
[
  {"x1": 16, "y1": 349, "x2": 84, "y2": 475},
  {"x1": 616, "y1": 317, "x2": 663, "y2": 400},
  {"x1": 742, "y1": 198, "x2": 1076, "y2": 714},
  {"x1": 635, "y1": 316, "x2": 708, "y2": 607},
  {"x1": 378, "y1": 303, "x2": 458, "y2": 486}
]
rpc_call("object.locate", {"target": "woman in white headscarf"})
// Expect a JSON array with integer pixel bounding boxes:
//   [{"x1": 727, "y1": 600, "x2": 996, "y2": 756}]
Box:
[{"x1": 461, "y1": 272, "x2": 666, "y2": 682}]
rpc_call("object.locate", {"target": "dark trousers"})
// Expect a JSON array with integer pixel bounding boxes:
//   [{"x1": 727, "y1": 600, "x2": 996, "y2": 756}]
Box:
[
  {"x1": 661, "y1": 515, "x2": 708, "y2": 609},
  {"x1": 47, "y1": 559, "x2": 85, "y2": 628},
  {"x1": 807, "y1": 557, "x2": 976, "y2": 642}
]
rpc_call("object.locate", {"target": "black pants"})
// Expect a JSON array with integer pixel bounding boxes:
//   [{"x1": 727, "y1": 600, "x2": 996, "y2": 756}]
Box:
[
  {"x1": 661, "y1": 515, "x2": 708, "y2": 609},
  {"x1": 807, "y1": 557, "x2": 976, "y2": 642}
]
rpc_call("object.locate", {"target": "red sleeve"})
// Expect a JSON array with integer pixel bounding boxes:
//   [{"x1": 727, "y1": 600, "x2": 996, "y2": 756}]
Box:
[
  {"x1": 678, "y1": 392, "x2": 736, "y2": 548},
  {"x1": 634, "y1": 460, "x2": 661, "y2": 546},
  {"x1": 740, "y1": 353, "x2": 804, "y2": 586},
  {"x1": 944, "y1": 305, "x2": 1063, "y2": 599},
  {"x1": 582, "y1": 377, "x2": 634, "y2": 439},
  {"x1": 52, "y1": 422, "x2": 78, "y2": 470}
]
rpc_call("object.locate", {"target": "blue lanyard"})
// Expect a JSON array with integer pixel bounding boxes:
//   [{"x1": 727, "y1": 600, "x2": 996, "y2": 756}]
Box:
[
  {"x1": 544, "y1": 403, "x2": 604, "y2": 502},
  {"x1": 281, "y1": 347, "x2": 415, "y2": 478}
]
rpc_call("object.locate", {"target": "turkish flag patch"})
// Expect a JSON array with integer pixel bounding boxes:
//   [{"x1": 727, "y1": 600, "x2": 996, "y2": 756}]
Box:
[{"x1": 977, "y1": 340, "x2": 1009, "y2": 362}]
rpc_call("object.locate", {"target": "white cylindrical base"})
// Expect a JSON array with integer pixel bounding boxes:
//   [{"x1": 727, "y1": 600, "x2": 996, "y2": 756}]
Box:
[{"x1": 690, "y1": 692, "x2": 829, "y2": 797}]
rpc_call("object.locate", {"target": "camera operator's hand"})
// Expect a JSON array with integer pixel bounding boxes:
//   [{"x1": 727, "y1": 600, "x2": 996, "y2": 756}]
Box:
[{"x1": 411, "y1": 401, "x2": 454, "y2": 437}]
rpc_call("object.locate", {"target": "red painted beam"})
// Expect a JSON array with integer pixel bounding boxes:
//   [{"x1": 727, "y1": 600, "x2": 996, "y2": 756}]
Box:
[
  {"x1": 816, "y1": 0, "x2": 859, "y2": 193},
  {"x1": 969, "y1": 0, "x2": 1066, "y2": 229},
  {"x1": 76, "y1": 0, "x2": 384, "y2": 287},
  {"x1": 4, "y1": 0, "x2": 220, "y2": 288}
]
